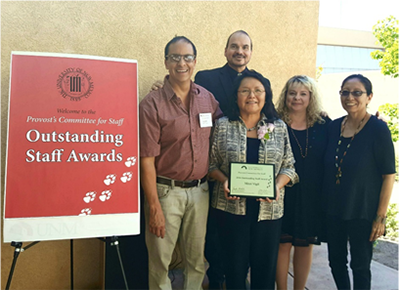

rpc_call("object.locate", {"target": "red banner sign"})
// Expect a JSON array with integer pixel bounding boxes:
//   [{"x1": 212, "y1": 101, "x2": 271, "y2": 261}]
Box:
[{"x1": 3, "y1": 52, "x2": 139, "y2": 242}]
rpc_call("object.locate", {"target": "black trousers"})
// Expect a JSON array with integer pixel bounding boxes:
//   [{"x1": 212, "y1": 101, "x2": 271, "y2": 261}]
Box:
[
  {"x1": 215, "y1": 200, "x2": 282, "y2": 290},
  {"x1": 327, "y1": 216, "x2": 373, "y2": 290},
  {"x1": 205, "y1": 182, "x2": 225, "y2": 283},
  {"x1": 205, "y1": 206, "x2": 225, "y2": 282}
]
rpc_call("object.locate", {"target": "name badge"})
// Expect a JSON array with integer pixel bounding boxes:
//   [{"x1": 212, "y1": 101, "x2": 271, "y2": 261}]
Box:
[{"x1": 199, "y1": 113, "x2": 212, "y2": 128}]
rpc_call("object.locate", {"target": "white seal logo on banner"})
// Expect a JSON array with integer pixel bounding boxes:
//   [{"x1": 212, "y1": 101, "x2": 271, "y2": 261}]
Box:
[{"x1": 57, "y1": 67, "x2": 94, "y2": 101}]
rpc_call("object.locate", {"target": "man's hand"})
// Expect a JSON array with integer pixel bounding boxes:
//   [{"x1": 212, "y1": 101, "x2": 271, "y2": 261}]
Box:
[
  {"x1": 150, "y1": 80, "x2": 164, "y2": 92},
  {"x1": 149, "y1": 203, "x2": 166, "y2": 238},
  {"x1": 140, "y1": 156, "x2": 165, "y2": 238}
]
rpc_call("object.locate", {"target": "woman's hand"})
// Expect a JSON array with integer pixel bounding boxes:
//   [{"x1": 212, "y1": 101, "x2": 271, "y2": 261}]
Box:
[
  {"x1": 257, "y1": 184, "x2": 280, "y2": 203},
  {"x1": 257, "y1": 197, "x2": 272, "y2": 203},
  {"x1": 370, "y1": 174, "x2": 395, "y2": 241},
  {"x1": 320, "y1": 111, "x2": 329, "y2": 118},
  {"x1": 375, "y1": 111, "x2": 388, "y2": 124},
  {"x1": 369, "y1": 218, "x2": 386, "y2": 242},
  {"x1": 223, "y1": 179, "x2": 240, "y2": 200},
  {"x1": 209, "y1": 169, "x2": 240, "y2": 201}
]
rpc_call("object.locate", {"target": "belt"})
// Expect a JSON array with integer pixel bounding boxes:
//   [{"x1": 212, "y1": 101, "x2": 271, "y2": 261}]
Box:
[{"x1": 156, "y1": 176, "x2": 207, "y2": 188}]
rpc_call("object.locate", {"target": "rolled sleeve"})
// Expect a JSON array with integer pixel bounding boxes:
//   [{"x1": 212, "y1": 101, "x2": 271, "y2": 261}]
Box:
[{"x1": 139, "y1": 96, "x2": 161, "y2": 158}]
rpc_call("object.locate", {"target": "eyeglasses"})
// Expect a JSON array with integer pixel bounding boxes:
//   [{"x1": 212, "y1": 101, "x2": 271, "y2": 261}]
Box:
[
  {"x1": 339, "y1": 90, "x2": 367, "y2": 97},
  {"x1": 238, "y1": 89, "x2": 265, "y2": 97},
  {"x1": 166, "y1": 54, "x2": 196, "y2": 63}
]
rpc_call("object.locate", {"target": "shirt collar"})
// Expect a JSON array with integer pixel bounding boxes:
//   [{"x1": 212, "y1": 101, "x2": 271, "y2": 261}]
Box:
[
  {"x1": 162, "y1": 75, "x2": 199, "y2": 101},
  {"x1": 224, "y1": 63, "x2": 249, "y2": 81}
]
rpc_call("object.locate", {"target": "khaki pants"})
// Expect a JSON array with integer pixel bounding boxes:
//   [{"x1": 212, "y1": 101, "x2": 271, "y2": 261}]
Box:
[{"x1": 145, "y1": 182, "x2": 209, "y2": 290}]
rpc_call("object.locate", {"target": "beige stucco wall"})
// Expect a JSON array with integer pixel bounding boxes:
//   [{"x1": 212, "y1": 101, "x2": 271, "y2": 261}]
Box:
[{"x1": 1, "y1": 1, "x2": 319, "y2": 288}]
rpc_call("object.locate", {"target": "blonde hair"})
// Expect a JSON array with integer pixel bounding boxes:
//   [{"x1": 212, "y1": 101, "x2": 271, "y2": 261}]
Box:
[{"x1": 276, "y1": 75, "x2": 324, "y2": 127}]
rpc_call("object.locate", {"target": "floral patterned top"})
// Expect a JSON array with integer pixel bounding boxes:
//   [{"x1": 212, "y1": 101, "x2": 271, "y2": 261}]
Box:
[{"x1": 209, "y1": 115, "x2": 299, "y2": 221}]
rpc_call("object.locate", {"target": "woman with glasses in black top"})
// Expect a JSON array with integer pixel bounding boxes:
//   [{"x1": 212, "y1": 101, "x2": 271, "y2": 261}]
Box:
[{"x1": 323, "y1": 74, "x2": 395, "y2": 290}]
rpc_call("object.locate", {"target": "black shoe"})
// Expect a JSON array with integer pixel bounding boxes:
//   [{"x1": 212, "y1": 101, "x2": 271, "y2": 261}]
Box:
[{"x1": 208, "y1": 279, "x2": 224, "y2": 290}]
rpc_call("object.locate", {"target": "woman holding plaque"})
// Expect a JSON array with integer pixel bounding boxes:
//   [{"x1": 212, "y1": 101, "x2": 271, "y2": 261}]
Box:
[
  {"x1": 208, "y1": 70, "x2": 298, "y2": 290},
  {"x1": 275, "y1": 75, "x2": 330, "y2": 290},
  {"x1": 323, "y1": 74, "x2": 395, "y2": 290}
]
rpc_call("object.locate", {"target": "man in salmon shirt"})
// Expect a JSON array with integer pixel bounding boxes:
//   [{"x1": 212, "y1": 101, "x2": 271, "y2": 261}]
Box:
[{"x1": 139, "y1": 36, "x2": 222, "y2": 290}]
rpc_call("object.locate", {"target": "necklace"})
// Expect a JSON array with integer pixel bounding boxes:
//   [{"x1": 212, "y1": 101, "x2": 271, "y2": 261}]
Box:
[
  {"x1": 335, "y1": 112, "x2": 368, "y2": 184},
  {"x1": 247, "y1": 126, "x2": 257, "y2": 131},
  {"x1": 290, "y1": 126, "x2": 308, "y2": 158}
]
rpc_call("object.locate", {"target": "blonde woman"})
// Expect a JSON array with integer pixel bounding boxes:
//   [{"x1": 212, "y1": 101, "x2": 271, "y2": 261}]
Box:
[{"x1": 275, "y1": 75, "x2": 330, "y2": 290}]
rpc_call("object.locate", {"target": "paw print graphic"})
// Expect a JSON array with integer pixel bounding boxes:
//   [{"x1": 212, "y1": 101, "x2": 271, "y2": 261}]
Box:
[
  {"x1": 120, "y1": 172, "x2": 133, "y2": 183},
  {"x1": 99, "y1": 190, "x2": 112, "y2": 202},
  {"x1": 83, "y1": 191, "x2": 96, "y2": 203},
  {"x1": 79, "y1": 208, "x2": 92, "y2": 216},
  {"x1": 104, "y1": 174, "x2": 116, "y2": 186},
  {"x1": 125, "y1": 156, "x2": 137, "y2": 168}
]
